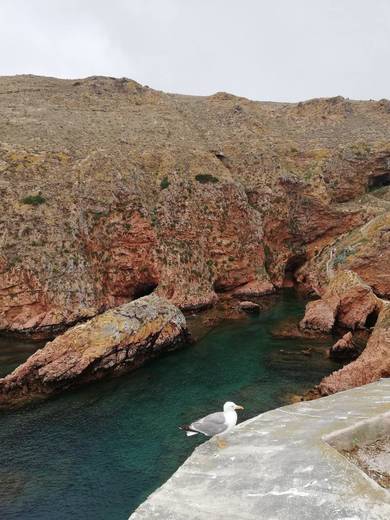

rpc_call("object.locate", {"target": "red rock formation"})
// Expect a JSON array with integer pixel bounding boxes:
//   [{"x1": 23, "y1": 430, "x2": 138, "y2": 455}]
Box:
[
  {"x1": 0, "y1": 294, "x2": 188, "y2": 407},
  {"x1": 329, "y1": 332, "x2": 359, "y2": 362},
  {"x1": 0, "y1": 76, "x2": 389, "y2": 338},
  {"x1": 300, "y1": 271, "x2": 381, "y2": 333},
  {"x1": 299, "y1": 298, "x2": 338, "y2": 333},
  {"x1": 318, "y1": 303, "x2": 390, "y2": 395}
]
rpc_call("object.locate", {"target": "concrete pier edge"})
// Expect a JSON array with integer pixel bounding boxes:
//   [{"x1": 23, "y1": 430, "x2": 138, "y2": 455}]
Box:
[{"x1": 130, "y1": 379, "x2": 390, "y2": 520}]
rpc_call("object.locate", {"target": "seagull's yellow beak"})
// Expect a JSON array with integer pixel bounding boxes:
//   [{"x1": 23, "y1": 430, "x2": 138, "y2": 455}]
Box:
[{"x1": 234, "y1": 405, "x2": 244, "y2": 410}]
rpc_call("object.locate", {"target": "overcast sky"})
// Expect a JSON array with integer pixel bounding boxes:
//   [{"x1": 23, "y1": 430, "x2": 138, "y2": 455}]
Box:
[{"x1": 1, "y1": 0, "x2": 389, "y2": 102}]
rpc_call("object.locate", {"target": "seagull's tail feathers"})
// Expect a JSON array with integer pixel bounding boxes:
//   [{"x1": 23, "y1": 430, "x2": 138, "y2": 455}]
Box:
[{"x1": 179, "y1": 424, "x2": 199, "y2": 437}]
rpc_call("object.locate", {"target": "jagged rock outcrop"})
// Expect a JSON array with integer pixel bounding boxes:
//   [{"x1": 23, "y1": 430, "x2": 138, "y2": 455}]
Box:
[
  {"x1": 0, "y1": 294, "x2": 188, "y2": 407},
  {"x1": 299, "y1": 269, "x2": 389, "y2": 396},
  {"x1": 300, "y1": 270, "x2": 382, "y2": 333},
  {"x1": 0, "y1": 75, "x2": 389, "y2": 337},
  {"x1": 329, "y1": 331, "x2": 359, "y2": 361},
  {"x1": 318, "y1": 303, "x2": 390, "y2": 395}
]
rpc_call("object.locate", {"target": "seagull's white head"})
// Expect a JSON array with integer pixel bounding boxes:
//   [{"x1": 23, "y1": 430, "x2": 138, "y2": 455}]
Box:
[{"x1": 223, "y1": 401, "x2": 244, "y2": 412}]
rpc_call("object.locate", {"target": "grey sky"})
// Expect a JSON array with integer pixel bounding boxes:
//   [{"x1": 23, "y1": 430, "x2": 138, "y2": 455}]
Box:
[{"x1": 1, "y1": 0, "x2": 389, "y2": 102}]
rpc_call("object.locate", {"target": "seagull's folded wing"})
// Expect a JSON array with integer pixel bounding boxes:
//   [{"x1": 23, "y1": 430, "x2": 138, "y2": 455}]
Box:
[{"x1": 190, "y1": 412, "x2": 227, "y2": 436}]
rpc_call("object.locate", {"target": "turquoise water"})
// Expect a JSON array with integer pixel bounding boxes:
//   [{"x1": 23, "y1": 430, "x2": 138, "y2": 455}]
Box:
[{"x1": 0, "y1": 292, "x2": 339, "y2": 520}]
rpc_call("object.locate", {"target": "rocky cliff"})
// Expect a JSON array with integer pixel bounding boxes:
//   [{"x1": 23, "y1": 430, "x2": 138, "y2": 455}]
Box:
[{"x1": 1, "y1": 75, "x2": 389, "y2": 338}]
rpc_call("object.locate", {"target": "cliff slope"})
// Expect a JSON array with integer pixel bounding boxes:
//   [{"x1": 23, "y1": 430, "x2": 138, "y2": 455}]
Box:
[{"x1": 0, "y1": 75, "x2": 389, "y2": 337}]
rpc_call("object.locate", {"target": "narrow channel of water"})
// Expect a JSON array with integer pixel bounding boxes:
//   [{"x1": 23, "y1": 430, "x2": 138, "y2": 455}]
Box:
[{"x1": 0, "y1": 291, "x2": 339, "y2": 520}]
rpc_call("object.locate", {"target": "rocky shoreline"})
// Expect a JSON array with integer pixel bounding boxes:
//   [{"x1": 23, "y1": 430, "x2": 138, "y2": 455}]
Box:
[
  {"x1": 0, "y1": 75, "x2": 389, "y2": 403},
  {"x1": 299, "y1": 270, "x2": 390, "y2": 397}
]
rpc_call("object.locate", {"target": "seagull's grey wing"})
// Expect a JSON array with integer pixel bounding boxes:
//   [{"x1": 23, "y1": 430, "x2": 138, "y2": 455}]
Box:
[{"x1": 190, "y1": 411, "x2": 227, "y2": 436}]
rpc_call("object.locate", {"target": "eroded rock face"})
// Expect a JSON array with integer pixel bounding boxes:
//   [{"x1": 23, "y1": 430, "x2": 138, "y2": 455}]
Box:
[
  {"x1": 318, "y1": 303, "x2": 390, "y2": 395},
  {"x1": 0, "y1": 294, "x2": 188, "y2": 407},
  {"x1": 300, "y1": 271, "x2": 381, "y2": 333},
  {"x1": 297, "y1": 212, "x2": 390, "y2": 298},
  {"x1": 0, "y1": 76, "x2": 389, "y2": 337}
]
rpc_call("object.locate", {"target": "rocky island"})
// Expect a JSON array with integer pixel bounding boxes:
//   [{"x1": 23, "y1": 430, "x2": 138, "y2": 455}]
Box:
[{"x1": 0, "y1": 75, "x2": 389, "y2": 402}]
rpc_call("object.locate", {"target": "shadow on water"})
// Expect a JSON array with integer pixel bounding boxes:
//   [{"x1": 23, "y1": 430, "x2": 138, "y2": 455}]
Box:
[{"x1": 0, "y1": 290, "x2": 340, "y2": 520}]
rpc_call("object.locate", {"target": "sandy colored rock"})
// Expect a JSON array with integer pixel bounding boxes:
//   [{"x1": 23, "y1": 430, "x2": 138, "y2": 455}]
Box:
[{"x1": 0, "y1": 294, "x2": 188, "y2": 407}]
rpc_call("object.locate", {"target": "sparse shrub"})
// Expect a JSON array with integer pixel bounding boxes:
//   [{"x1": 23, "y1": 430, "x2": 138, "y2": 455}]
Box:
[
  {"x1": 160, "y1": 176, "x2": 170, "y2": 189},
  {"x1": 21, "y1": 194, "x2": 46, "y2": 206},
  {"x1": 91, "y1": 210, "x2": 109, "y2": 219},
  {"x1": 195, "y1": 174, "x2": 219, "y2": 184},
  {"x1": 150, "y1": 208, "x2": 158, "y2": 226}
]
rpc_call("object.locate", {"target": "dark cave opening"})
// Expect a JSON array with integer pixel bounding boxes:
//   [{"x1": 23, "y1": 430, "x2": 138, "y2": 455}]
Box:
[
  {"x1": 132, "y1": 282, "x2": 159, "y2": 299},
  {"x1": 365, "y1": 309, "x2": 379, "y2": 329},
  {"x1": 283, "y1": 254, "x2": 307, "y2": 285},
  {"x1": 368, "y1": 171, "x2": 390, "y2": 191}
]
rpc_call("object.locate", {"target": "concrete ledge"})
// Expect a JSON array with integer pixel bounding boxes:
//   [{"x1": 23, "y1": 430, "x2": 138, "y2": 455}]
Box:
[
  {"x1": 130, "y1": 379, "x2": 390, "y2": 520},
  {"x1": 324, "y1": 411, "x2": 390, "y2": 451}
]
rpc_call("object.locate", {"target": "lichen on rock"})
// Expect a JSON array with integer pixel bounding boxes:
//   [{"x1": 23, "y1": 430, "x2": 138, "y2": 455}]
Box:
[{"x1": 0, "y1": 294, "x2": 189, "y2": 407}]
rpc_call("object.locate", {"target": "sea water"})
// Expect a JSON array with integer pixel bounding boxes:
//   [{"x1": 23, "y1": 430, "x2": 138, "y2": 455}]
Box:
[{"x1": 0, "y1": 291, "x2": 339, "y2": 520}]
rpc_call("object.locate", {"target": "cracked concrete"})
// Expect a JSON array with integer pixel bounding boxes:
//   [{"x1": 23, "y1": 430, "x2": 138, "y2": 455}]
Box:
[{"x1": 130, "y1": 379, "x2": 390, "y2": 520}]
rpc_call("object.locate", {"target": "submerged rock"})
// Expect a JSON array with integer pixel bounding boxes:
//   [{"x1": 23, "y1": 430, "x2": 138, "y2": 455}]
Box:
[
  {"x1": 0, "y1": 295, "x2": 189, "y2": 407},
  {"x1": 239, "y1": 300, "x2": 260, "y2": 313}
]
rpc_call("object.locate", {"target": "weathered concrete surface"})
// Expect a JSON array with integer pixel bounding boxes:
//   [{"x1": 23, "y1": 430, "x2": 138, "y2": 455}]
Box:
[{"x1": 130, "y1": 379, "x2": 390, "y2": 520}]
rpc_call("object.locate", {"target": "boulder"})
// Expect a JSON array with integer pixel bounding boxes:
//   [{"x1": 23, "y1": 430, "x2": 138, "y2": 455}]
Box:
[
  {"x1": 299, "y1": 297, "x2": 338, "y2": 333},
  {"x1": 233, "y1": 280, "x2": 274, "y2": 297},
  {"x1": 0, "y1": 294, "x2": 188, "y2": 407},
  {"x1": 300, "y1": 270, "x2": 381, "y2": 333},
  {"x1": 239, "y1": 301, "x2": 260, "y2": 313},
  {"x1": 329, "y1": 331, "x2": 360, "y2": 362}
]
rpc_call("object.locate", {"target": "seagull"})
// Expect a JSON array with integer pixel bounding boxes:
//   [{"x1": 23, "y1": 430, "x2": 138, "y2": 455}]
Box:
[{"x1": 180, "y1": 401, "x2": 244, "y2": 448}]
